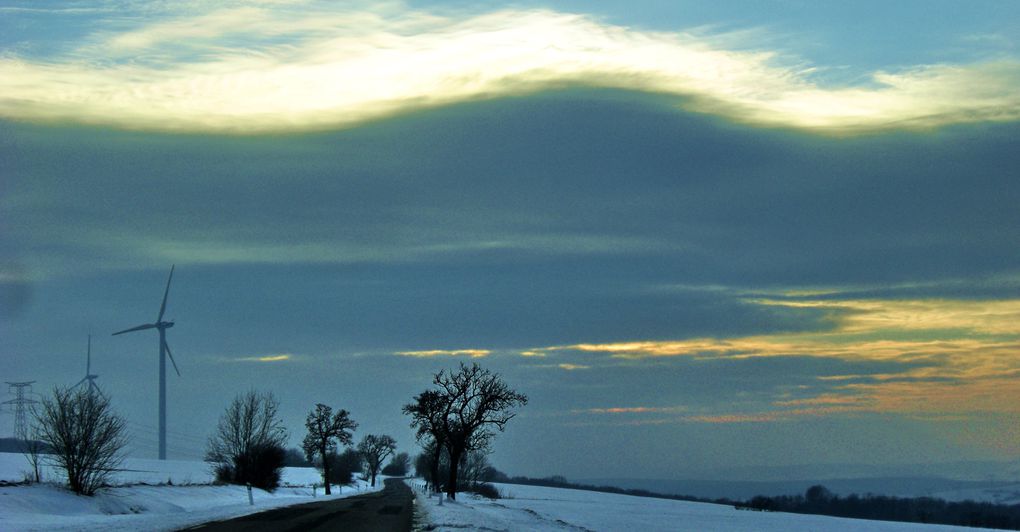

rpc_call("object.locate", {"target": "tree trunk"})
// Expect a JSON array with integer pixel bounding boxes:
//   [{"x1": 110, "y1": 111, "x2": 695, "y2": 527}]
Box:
[
  {"x1": 321, "y1": 444, "x2": 332, "y2": 495},
  {"x1": 430, "y1": 444, "x2": 443, "y2": 495},
  {"x1": 446, "y1": 447, "x2": 462, "y2": 500}
]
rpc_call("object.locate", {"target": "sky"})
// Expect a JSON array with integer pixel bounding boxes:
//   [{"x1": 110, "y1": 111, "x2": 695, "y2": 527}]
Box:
[{"x1": 2, "y1": 0, "x2": 1020, "y2": 482}]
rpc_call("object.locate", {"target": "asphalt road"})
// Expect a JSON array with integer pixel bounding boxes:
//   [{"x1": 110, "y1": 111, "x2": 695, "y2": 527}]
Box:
[{"x1": 184, "y1": 478, "x2": 414, "y2": 532}]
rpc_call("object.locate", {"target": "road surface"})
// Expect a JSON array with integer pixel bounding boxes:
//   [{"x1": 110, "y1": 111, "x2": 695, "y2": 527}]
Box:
[{"x1": 185, "y1": 478, "x2": 414, "y2": 532}]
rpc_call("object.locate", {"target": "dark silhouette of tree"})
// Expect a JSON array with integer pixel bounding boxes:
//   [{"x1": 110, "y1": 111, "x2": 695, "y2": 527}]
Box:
[
  {"x1": 328, "y1": 448, "x2": 363, "y2": 485},
  {"x1": 205, "y1": 390, "x2": 288, "y2": 491},
  {"x1": 382, "y1": 452, "x2": 411, "y2": 476},
  {"x1": 35, "y1": 387, "x2": 127, "y2": 495},
  {"x1": 420, "y1": 362, "x2": 527, "y2": 500},
  {"x1": 301, "y1": 403, "x2": 357, "y2": 495},
  {"x1": 357, "y1": 434, "x2": 396, "y2": 487},
  {"x1": 282, "y1": 447, "x2": 310, "y2": 467},
  {"x1": 402, "y1": 389, "x2": 448, "y2": 493},
  {"x1": 806, "y1": 484, "x2": 834, "y2": 504},
  {"x1": 413, "y1": 445, "x2": 447, "y2": 491}
]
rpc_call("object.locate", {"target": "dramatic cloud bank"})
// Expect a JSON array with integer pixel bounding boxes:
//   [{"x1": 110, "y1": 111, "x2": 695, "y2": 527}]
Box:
[
  {"x1": 544, "y1": 296, "x2": 1020, "y2": 422},
  {"x1": 2, "y1": 2, "x2": 1019, "y2": 133}
]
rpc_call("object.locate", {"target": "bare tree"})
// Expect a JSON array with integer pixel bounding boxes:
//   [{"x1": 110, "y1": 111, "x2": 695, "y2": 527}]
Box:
[
  {"x1": 34, "y1": 387, "x2": 127, "y2": 495},
  {"x1": 404, "y1": 363, "x2": 527, "y2": 500},
  {"x1": 301, "y1": 403, "x2": 357, "y2": 494},
  {"x1": 357, "y1": 434, "x2": 396, "y2": 487},
  {"x1": 205, "y1": 390, "x2": 288, "y2": 491},
  {"x1": 460, "y1": 449, "x2": 490, "y2": 487},
  {"x1": 402, "y1": 389, "x2": 448, "y2": 493},
  {"x1": 434, "y1": 363, "x2": 527, "y2": 500}
]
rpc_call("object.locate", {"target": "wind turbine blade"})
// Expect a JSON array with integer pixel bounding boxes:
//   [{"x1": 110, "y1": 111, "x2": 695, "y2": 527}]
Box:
[
  {"x1": 73, "y1": 377, "x2": 88, "y2": 388},
  {"x1": 112, "y1": 323, "x2": 156, "y2": 335},
  {"x1": 87, "y1": 334, "x2": 92, "y2": 375},
  {"x1": 157, "y1": 265, "x2": 174, "y2": 323},
  {"x1": 164, "y1": 339, "x2": 181, "y2": 377}
]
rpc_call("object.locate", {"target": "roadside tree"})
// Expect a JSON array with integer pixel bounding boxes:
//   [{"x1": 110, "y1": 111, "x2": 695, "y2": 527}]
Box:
[
  {"x1": 357, "y1": 434, "x2": 396, "y2": 487},
  {"x1": 301, "y1": 403, "x2": 357, "y2": 494}
]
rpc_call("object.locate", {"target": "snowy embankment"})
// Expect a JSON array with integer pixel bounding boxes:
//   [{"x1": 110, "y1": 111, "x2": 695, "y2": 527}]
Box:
[
  {"x1": 408, "y1": 480, "x2": 997, "y2": 532},
  {"x1": 0, "y1": 452, "x2": 382, "y2": 531}
]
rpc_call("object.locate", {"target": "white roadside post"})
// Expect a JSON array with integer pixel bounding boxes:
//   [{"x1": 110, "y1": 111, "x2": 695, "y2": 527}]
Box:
[{"x1": 246, "y1": 483, "x2": 254, "y2": 505}]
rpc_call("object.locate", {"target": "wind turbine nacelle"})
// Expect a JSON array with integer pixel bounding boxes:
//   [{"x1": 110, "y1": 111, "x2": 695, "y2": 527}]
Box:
[{"x1": 162, "y1": 321, "x2": 175, "y2": 329}]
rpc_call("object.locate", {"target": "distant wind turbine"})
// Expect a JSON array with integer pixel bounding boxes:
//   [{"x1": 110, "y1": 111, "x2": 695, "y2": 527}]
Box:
[
  {"x1": 112, "y1": 265, "x2": 181, "y2": 460},
  {"x1": 72, "y1": 334, "x2": 103, "y2": 397}
]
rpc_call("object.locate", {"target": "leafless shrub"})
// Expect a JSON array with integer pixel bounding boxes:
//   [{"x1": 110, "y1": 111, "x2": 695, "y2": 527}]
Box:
[
  {"x1": 205, "y1": 390, "x2": 288, "y2": 491},
  {"x1": 34, "y1": 387, "x2": 127, "y2": 495},
  {"x1": 21, "y1": 427, "x2": 46, "y2": 483}
]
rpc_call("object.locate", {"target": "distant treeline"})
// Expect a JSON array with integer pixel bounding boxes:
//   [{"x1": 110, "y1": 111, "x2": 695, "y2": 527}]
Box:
[
  {"x1": 496, "y1": 474, "x2": 1020, "y2": 531},
  {"x1": 740, "y1": 485, "x2": 1020, "y2": 531}
]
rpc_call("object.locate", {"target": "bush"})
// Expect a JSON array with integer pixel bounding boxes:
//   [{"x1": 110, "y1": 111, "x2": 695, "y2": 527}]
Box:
[
  {"x1": 205, "y1": 390, "x2": 288, "y2": 492},
  {"x1": 283, "y1": 447, "x2": 311, "y2": 467},
  {"x1": 481, "y1": 465, "x2": 509, "y2": 483},
  {"x1": 35, "y1": 387, "x2": 127, "y2": 496},
  {"x1": 326, "y1": 448, "x2": 363, "y2": 486},
  {"x1": 465, "y1": 482, "x2": 500, "y2": 499},
  {"x1": 214, "y1": 443, "x2": 286, "y2": 491}
]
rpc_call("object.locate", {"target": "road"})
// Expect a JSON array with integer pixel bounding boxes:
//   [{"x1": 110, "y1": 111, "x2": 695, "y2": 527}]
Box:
[{"x1": 185, "y1": 478, "x2": 415, "y2": 532}]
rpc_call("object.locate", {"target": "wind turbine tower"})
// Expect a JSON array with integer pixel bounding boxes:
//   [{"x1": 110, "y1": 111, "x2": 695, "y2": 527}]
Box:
[
  {"x1": 113, "y1": 265, "x2": 181, "y2": 460},
  {"x1": 72, "y1": 334, "x2": 103, "y2": 396}
]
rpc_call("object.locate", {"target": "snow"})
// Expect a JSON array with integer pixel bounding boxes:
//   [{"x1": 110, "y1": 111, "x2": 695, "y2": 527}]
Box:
[
  {"x1": 409, "y1": 481, "x2": 998, "y2": 532},
  {"x1": 0, "y1": 452, "x2": 382, "y2": 531},
  {"x1": 1, "y1": 449, "x2": 1005, "y2": 531}
]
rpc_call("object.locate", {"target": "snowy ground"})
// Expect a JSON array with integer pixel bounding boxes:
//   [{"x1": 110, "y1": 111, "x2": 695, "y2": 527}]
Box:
[
  {"x1": 0, "y1": 452, "x2": 382, "y2": 531},
  {"x1": 409, "y1": 480, "x2": 997, "y2": 532}
]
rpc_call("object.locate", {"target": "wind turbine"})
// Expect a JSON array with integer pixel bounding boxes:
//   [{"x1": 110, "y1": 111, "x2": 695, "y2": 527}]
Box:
[
  {"x1": 72, "y1": 334, "x2": 103, "y2": 397},
  {"x1": 113, "y1": 265, "x2": 181, "y2": 460}
]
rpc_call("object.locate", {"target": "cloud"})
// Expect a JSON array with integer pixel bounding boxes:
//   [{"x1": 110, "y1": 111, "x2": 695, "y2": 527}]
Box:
[
  {"x1": 557, "y1": 298, "x2": 1020, "y2": 362},
  {"x1": 683, "y1": 407, "x2": 865, "y2": 424},
  {"x1": 1, "y1": 3, "x2": 1018, "y2": 133},
  {"x1": 581, "y1": 406, "x2": 689, "y2": 414},
  {"x1": 231, "y1": 353, "x2": 294, "y2": 362},
  {"x1": 544, "y1": 296, "x2": 1020, "y2": 418},
  {"x1": 394, "y1": 348, "x2": 490, "y2": 358}
]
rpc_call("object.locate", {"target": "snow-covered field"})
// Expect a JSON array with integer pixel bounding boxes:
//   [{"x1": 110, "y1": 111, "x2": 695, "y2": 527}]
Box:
[
  {"x1": 1, "y1": 450, "x2": 1006, "y2": 532},
  {"x1": 0, "y1": 452, "x2": 381, "y2": 531},
  {"x1": 410, "y1": 481, "x2": 998, "y2": 532}
]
